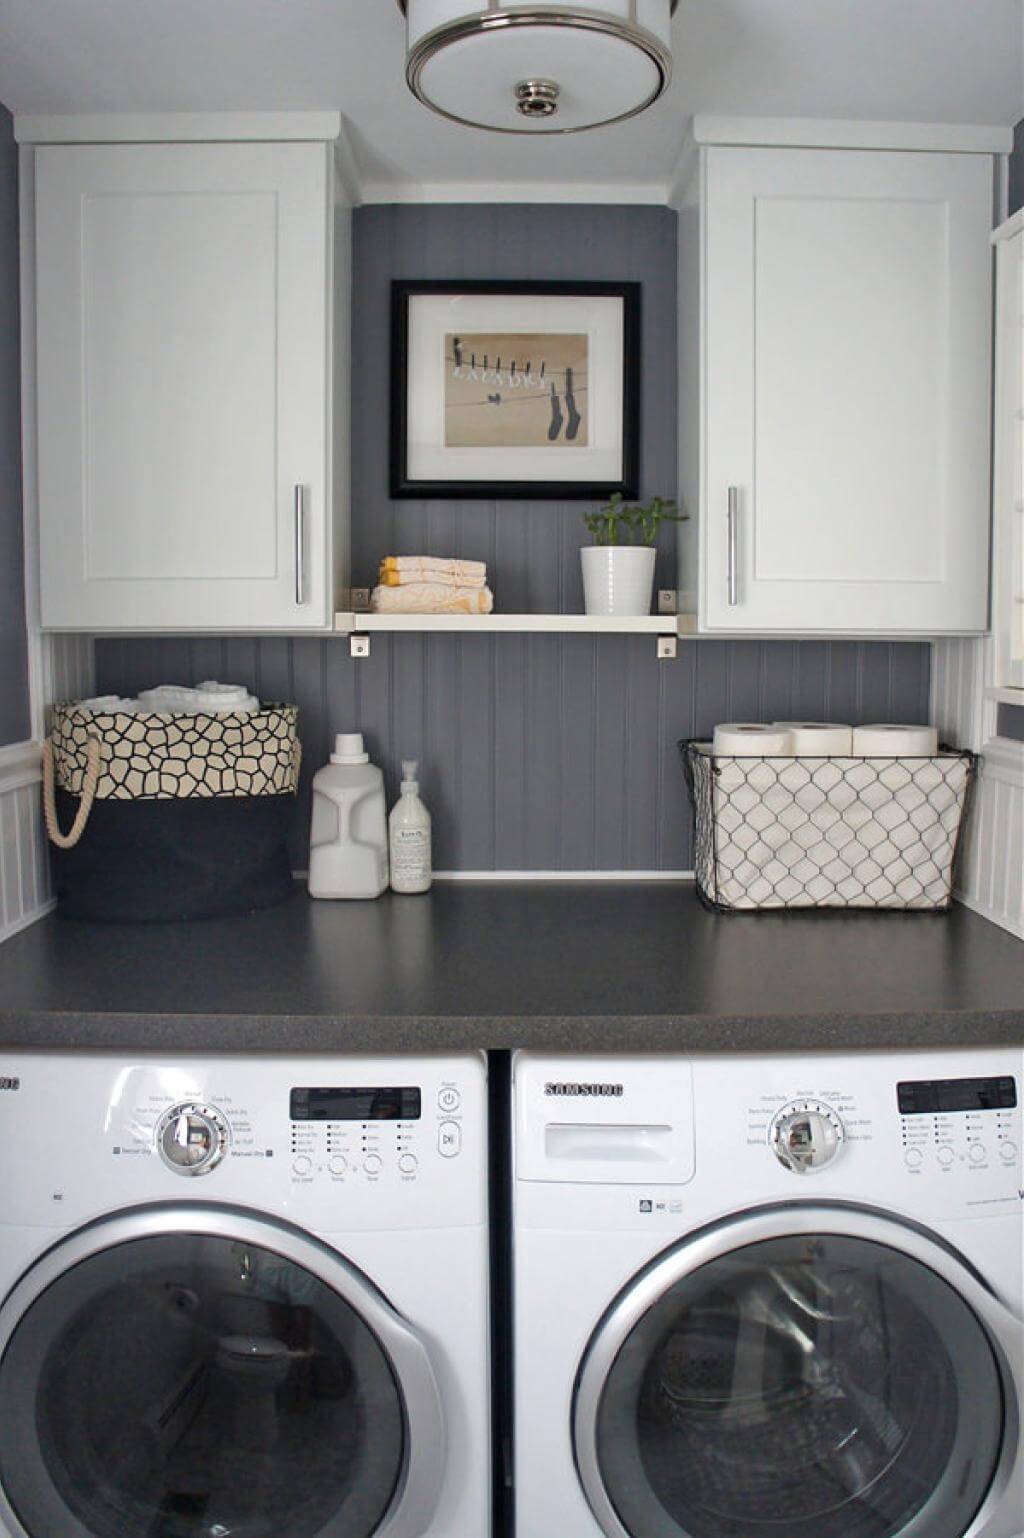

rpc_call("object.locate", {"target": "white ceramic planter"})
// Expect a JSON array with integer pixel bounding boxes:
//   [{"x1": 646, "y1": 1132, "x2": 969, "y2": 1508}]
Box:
[{"x1": 580, "y1": 546, "x2": 656, "y2": 617}]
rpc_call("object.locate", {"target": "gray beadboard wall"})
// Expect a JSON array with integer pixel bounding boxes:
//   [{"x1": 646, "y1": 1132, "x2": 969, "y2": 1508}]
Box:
[
  {"x1": 0, "y1": 104, "x2": 28, "y2": 748},
  {"x1": 95, "y1": 203, "x2": 931, "y2": 872},
  {"x1": 351, "y1": 204, "x2": 678, "y2": 605},
  {"x1": 96, "y1": 635, "x2": 931, "y2": 871}
]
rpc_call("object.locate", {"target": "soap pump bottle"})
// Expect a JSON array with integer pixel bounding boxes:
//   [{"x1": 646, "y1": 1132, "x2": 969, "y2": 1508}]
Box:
[
  {"x1": 389, "y1": 760, "x2": 432, "y2": 894},
  {"x1": 308, "y1": 733, "x2": 389, "y2": 899}
]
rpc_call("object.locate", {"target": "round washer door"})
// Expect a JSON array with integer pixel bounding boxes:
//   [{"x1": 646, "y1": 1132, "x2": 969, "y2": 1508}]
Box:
[
  {"x1": 0, "y1": 1207, "x2": 445, "y2": 1538},
  {"x1": 574, "y1": 1205, "x2": 1020, "y2": 1538}
]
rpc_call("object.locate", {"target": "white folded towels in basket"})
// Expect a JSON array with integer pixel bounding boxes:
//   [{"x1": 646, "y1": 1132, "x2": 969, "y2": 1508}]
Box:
[{"x1": 77, "y1": 682, "x2": 260, "y2": 715}]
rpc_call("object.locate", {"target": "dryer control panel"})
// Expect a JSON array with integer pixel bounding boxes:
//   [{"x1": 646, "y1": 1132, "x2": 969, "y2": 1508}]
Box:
[{"x1": 287, "y1": 1080, "x2": 466, "y2": 1185}]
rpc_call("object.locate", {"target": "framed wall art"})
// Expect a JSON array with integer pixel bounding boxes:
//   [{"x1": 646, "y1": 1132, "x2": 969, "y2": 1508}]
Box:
[{"x1": 390, "y1": 280, "x2": 640, "y2": 499}]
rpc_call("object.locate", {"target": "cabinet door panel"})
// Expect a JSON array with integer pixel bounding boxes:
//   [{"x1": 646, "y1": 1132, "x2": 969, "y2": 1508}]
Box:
[
  {"x1": 703, "y1": 147, "x2": 992, "y2": 633},
  {"x1": 36, "y1": 142, "x2": 330, "y2": 630}
]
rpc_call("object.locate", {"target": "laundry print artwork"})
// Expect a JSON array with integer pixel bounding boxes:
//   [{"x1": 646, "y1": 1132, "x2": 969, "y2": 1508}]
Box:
[{"x1": 444, "y1": 332, "x2": 589, "y2": 448}]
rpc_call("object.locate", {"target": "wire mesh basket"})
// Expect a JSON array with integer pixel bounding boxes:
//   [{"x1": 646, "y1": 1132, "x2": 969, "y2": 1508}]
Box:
[{"x1": 679, "y1": 740, "x2": 976, "y2": 913}]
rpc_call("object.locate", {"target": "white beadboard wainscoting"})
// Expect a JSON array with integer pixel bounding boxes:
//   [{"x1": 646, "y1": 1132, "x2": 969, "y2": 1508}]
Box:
[
  {"x1": 932, "y1": 637, "x2": 1024, "y2": 939},
  {"x1": 0, "y1": 634, "x2": 95, "y2": 941},
  {"x1": 0, "y1": 740, "x2": 51, "y2": 940}
]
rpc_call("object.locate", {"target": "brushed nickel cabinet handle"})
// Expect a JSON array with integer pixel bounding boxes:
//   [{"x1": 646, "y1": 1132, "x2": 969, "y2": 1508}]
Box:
[
  {"x1": 294, "y1": 485, "x2": 305, "y2": 606},
  {"x1": 727, "y1": 486, "x2": 739, "y2": 607}
]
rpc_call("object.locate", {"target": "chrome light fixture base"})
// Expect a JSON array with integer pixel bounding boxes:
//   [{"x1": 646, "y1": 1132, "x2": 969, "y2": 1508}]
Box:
[{"x1": 515, "y1": 78, "x2": 561, "y2": 119}]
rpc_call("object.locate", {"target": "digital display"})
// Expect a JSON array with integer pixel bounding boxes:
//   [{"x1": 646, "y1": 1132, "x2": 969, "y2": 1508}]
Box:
[
  {"x1": 897, "y1": 1077, "x2": 1018, "y2": 1116},
  {"x1": 290, "y1": 1087, "x2": 422, "y2": 1122}
]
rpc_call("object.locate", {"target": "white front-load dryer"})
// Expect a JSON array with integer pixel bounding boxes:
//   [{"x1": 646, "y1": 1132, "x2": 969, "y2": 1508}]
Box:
[
  {"x1": 0, "y1": 1051, "x2": 490, "y2": 1538},
  {"x1": 513, "y1": 1047, "x2": 1024, "y2": 1538}
]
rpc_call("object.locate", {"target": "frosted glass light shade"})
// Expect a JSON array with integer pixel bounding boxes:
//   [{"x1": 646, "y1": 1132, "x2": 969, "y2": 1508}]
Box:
[{"x1": 398, "y1": 0, "x2": 676, "y2": 133}]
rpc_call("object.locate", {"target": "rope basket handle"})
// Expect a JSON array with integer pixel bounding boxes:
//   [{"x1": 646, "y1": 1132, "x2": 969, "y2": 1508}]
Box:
[{"x1": 41, "y1": 736, "x2": 102, "y2": 850}]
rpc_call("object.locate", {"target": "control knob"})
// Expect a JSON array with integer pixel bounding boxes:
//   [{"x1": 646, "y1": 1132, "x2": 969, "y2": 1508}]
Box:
[
  {"x1": 156, "y1": 1103, "x2": 229, "y2": 1177},
  {"x1": 770, "y1": 1100, "x2": 844, "y2": 1175}
]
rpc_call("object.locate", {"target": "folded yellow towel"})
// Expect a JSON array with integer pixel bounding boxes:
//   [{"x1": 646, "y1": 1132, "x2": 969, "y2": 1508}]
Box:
[
  {"x1": 379, "y1": 568, "x2": 485, "y2": 590},
  {"x1": 381, "y1": 555, "x2": 487, "y2": 584},
  {"x1": 370, "y1": 583, "x2": 495, "y2": 615}
]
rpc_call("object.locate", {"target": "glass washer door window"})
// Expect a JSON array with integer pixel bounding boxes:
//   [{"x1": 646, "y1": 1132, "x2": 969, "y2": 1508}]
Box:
[
  {"x1": 580, "y1": 1229, "x2": 1007, "y2": 1538},
  {"x1": 0, "y1": 1218, "x2": 437, "y2": 1538}
]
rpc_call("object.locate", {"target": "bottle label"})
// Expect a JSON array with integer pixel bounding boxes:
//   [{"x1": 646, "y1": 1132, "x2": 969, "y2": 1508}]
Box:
[{"x1": 392, "y1": 828, "x2": 431, "y2": 879}]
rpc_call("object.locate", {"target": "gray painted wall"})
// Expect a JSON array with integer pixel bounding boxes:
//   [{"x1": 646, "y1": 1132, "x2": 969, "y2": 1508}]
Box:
[
  {"x1": 95, "y1": 204, "x2": 931, "y2": 871},
  {"x1": 0, "y1": 105, "x2": 28, "y2": 747},
  {"x1": 997, "y1": 704, "x2": 1024, "y2": 742},
  {"x1": 1001, "y1": 122, "x2": 1023, "y2": 741},
  {"x1": 351, "y1": 204, "x2": 678, "y2": 607},
  {"x1": 1010, "y1": 118, "x2": 1024, "y2": 216},
  {"x1": 96, "y1": 634, "x2": 931, "y2": 871}
]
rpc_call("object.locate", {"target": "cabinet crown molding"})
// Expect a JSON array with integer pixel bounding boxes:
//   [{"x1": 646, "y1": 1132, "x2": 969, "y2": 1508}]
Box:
[
  {"x1": 15, "y1": 112, "x2": 342, "y2": 145},
  {"x1": 992, "y1": 208, "x2": 1024, "y2": 244},
  {"x1": 691, "y1": 115, "x2": 1013, "y2": 155}
]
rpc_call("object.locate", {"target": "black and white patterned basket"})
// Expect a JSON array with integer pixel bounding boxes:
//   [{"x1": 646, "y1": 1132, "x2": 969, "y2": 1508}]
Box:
[
  {"x1": 680, "y1": 740, "x2": 976, "y2": 913},
  {"x1": 43, "y1": 700, "x2": 302, "y2": 923}
]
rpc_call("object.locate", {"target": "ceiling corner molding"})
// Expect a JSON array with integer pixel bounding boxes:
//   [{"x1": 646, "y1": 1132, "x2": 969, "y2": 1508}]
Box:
[
  {"x1": 358, "y1": 179, "x2": 672, "y2": 205},
  {"x1": 666, "y1": 121, "x2": 699, "y2": 210},
  {"x1": 691, "y1": 115, "x2": 1014, "y2": 155},
  {"x1": 333, "y1": 118, "x2": 365, "y2": 207},
  {"x1": 14, "y1": 112, "x2": 344, "y2": 146}
]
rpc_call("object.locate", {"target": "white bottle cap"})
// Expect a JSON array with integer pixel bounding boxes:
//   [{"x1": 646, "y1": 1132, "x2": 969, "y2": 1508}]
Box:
[
  {"x1": 331, "y1": 732, "x2": 369, "y2": 765},
  {"x1": 401, "y1": 759, "x2": 419, "y2": 791}
]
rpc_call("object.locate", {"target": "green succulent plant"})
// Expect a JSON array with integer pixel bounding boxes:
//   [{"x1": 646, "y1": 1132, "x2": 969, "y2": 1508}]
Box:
[{"x1": 583, "y1": 492, "x2": 686, "y2": 547}]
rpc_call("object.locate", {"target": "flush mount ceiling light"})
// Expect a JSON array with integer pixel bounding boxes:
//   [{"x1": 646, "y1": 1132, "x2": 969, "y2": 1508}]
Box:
[{"x1": 396, "y1": 1, "x2": 679, "y2": 134}]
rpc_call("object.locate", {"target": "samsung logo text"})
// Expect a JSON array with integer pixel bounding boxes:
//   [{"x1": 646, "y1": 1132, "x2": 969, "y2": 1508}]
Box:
[{"x1": 544, "y1": 1082, "x2": 623, "y2": 1098}]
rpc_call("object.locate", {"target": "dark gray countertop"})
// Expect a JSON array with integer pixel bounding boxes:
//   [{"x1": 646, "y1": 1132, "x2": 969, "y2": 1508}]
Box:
[{"x1": 0, "y1": 883, "x2": 1021, "y2": 1052}]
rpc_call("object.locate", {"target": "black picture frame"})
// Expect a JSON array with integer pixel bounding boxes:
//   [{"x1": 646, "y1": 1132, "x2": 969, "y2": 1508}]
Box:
[{"x1": 390, "y1": 279, "x2": 640, "y2": 499}]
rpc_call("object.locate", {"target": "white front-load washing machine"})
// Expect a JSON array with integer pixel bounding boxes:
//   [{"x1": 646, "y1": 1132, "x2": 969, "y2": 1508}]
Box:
[
  {"x1": 0, "y1": 1050, "x2": 490, "y2": 1538},
  {"x1": 513, "y1": 1047, "x2": 1024, "y2": 1538}
]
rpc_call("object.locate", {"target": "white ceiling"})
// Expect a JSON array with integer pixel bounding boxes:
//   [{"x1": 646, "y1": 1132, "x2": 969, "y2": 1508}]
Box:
[{"x1": 0, "y1": 0, "x2": 1021, "y2": 195}]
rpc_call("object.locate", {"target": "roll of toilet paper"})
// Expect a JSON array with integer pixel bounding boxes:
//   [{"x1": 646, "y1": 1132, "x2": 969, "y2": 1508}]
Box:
[
  {"x1": 773, "y1": 722, "x2": 853, "y2": 755},
  {"x1": 852, "y1": 724, "x2": 938, "y2": 757},
  {"x1": 713, "y1": 723, "x2": 794, "y2": 756}
]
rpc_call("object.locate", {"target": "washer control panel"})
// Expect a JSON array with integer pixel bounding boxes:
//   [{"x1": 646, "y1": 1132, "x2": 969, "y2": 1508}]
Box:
[{"x1": 898, "y1": 1075, "x2": 1018, "y2": 1175}]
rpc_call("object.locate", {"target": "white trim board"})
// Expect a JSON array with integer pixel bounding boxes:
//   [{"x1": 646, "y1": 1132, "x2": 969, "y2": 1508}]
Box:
[
  {"x1": 358, "y1": 180, "x2": 673, "y2": 205},
  {"x1": 293, "y1": 870, "x2": 696, "y2": 882},
  {"x1": 15, "y1": 112, "x2": 342, "y2": 144},
  {"x1": 955, "y1": 890, "x2": 1024, "y2": 943},
  {"x1": 691, "y1": 116, "x2": 1013, "y2": 154},
  {"x1": 993, "y1": 208, "x2": 1024, "y2": 244},
  {"x1": 0, "y1": 740, "x2": 42, "y2": 793},
  {"x1": 433, "y1": 870, "x2": 695, "y2": 881}
]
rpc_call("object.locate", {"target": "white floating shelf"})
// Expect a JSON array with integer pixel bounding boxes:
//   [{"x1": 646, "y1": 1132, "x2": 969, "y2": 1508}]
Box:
[{"x1": 334, "y1": 612, "x2": 697, "y2": 635}]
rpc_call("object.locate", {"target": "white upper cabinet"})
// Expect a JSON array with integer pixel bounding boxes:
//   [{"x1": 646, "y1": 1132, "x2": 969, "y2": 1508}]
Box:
[
  {"x1": 33, "y1": 137, "x2": 340, "y2": 631},
  {"x1": 681, "y1": 139, "x2": 995, "y2": 635}
]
